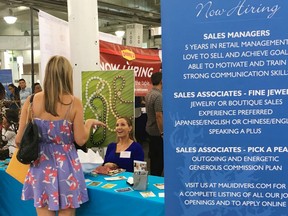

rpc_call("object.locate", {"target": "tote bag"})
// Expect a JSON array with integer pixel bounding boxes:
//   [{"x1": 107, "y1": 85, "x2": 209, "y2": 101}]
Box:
[{"x1": 6, "y1": 148, "x2": 29, "y2": 184}]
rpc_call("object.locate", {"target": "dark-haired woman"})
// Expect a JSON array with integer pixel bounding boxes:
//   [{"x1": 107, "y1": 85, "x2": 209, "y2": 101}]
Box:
[{"x1": 8, "y1": 83, "x2": 21, "y2": 110}]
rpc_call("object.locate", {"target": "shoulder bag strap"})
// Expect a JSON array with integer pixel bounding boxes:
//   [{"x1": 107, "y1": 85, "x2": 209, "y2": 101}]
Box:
[{"x1": 26, "y1": 94, "x2": 35, "y2": 123}]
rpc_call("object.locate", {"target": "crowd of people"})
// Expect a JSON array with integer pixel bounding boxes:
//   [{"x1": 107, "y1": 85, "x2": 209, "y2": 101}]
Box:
[
  {"x1": 0, "y1": 80, "x2": 42, "y2": 158},
  {"x1": 0, "y1": 75, "x2": 46, "y2": 154},
  {"x1": 1, "y1": 79, "x2": 42, "y2": 110}
]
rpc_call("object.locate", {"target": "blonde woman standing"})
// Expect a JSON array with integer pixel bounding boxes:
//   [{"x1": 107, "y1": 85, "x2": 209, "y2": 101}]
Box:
[{"x1": 16, "y1": 56, "x2": 105, "y2": 216}]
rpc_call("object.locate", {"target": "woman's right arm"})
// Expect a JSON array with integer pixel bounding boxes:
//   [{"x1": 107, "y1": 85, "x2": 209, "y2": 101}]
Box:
[{"x1": 15, "y1": 96, "x2": 31, "y2": 147}]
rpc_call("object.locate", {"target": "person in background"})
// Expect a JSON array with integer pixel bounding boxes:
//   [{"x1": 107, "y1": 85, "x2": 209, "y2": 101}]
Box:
[
  {"x1": 95, "y1": 116, "x2": 144, "y2": 173},
  {"x1": 15, "y1": 55, "x2": 105, "y2": 216},
  {"x1": 18, "y1": 78, "x2": 32, "y2": 106},
  {"x1": 0, "y1": 82, "x2": 6, "y2": 145},
  {"x1": 1, "y1": 109, "x2": 19, "y2": 157},
  {"x1": 33, "y1": 82, "x2": 42, "y2": 94},
  {"x1": 145, "y1": 72, "x2": 163, "y2": 176},
  {"x1": 134, "y1": 96, "x2": 147, "y2": 144},
  {"x1": 8, "y1": 83, "x2": 21, "y2": 110},
  {"x1": 0, "y1": 82, "x2": 6, "y2": 100}
]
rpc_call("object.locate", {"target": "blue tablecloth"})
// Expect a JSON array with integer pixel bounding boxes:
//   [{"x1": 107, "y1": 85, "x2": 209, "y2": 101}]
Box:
[
  {"x1": 0, "y1": 161, "x2": 164, "y2": 216},
  {"x1": 78, "y1": 172, "x2": 164, "y2": 216},
  {"x1": 0, "y1": 159, "x2": 37, "y2": 216}
]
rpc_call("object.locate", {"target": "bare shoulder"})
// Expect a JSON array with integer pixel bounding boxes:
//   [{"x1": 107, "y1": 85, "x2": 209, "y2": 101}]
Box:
[
  {"x1": 31, "y1": 91, "x2": 44, "y2": 99},
  {"x1": 31, "y1": 92, "x2": 44, "y2": 113},
  {"x1": 71, "y1": 97, "x2": 83, "y2": 117},
  {"x1": 72, "y1": 97, "x2": 82, "y2": 108},
  {"x1": 29, "y1": 92, "x2": 44, "y2": 106}
]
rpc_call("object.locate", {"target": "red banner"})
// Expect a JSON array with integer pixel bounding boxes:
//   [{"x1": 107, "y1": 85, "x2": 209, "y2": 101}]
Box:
[{"x1": 100, "y1": 40, "x2": 161, "y2": 96}]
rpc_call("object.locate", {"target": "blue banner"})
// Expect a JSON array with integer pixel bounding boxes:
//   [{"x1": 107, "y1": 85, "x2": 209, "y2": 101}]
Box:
[
  {"x1": 0, "y1": 69, "x2": 13, "y2": 91},
  {"x1": 162, "y1": 0, "x2": 288, "y2": 215}
]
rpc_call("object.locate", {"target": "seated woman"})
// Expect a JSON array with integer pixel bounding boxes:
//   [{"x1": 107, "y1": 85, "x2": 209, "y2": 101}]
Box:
[
  {"x1": 7, "y1": 84, "x2": 21, "y2": 110},
  {"x1": 95, "y1": 116, "x2": 144, "y2": 173}
]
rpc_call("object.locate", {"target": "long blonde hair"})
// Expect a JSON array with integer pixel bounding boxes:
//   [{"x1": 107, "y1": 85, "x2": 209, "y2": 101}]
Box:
[{"x1": 43, "y1": 56, "x2": 73, "y2": 116}]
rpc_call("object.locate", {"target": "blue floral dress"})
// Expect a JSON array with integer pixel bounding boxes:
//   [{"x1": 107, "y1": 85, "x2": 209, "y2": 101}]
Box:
[{"x1": 21, "y1": 118, "x2": 88, "y2": 211}]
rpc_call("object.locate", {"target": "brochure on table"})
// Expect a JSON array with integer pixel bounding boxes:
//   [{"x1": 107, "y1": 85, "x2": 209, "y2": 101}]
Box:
[{"x1": 133, "y1": 160, "x2": 148, "y2": 190}]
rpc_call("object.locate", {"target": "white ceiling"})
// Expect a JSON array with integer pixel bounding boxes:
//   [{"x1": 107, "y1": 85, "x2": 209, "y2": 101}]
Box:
[{"x1": 0, "y1": 0, "x2": 161, "y2": 36}]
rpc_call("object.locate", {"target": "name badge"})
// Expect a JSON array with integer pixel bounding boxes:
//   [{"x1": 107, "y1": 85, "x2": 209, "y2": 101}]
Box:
[{"x1": 120, "y1": 151, "x2": 131, "y2": 158}]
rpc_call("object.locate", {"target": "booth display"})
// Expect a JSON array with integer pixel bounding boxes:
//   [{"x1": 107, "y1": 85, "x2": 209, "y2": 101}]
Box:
[
  {"x1": 162, "y1": 0, "x2": 288, "y2": 215},
  {"x1": 82, "y1": 70, "x2": 134, "y2": 147}
]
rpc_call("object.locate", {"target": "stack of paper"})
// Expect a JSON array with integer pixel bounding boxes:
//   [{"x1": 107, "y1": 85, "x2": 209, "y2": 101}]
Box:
[{"x1": 77, "y1": 149, "x2": 104, "y2": 173}]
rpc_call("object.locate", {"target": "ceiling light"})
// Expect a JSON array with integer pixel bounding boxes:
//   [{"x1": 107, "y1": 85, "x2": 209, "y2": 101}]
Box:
[
  {"x1": 17, "y1": 6, "x2": 29, "y2": 11},
  {"x1": 4, "y1": 16, "x2": 17, "y2": 24},
  {"x1": 3, "y1": 9, "x2": 17, "y2": 24},
  {"x1": 115, "y1": 30, "x2": 125, "y2": 37}
]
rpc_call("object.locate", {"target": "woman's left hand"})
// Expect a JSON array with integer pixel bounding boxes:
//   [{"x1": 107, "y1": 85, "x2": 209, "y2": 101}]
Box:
[
  {"x1": 104, "y1": 162, "x2": 118, "y2": 170},
  {"x1": 94, "y1": 165, "x2": 111, "y2": 174}
]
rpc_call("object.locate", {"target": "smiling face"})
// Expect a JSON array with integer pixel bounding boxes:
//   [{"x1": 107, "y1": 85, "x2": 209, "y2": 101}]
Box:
[{"x1": 115, "y1": 118, "x2": 132, "y2": 139}]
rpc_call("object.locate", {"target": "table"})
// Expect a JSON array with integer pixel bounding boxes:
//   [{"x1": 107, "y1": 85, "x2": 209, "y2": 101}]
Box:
[
  {"x1": 0, "y1": 159, "x2": 36, "y2": 216},
  {"x1": 0, "y1": 161, "x2": 164, "y2": 216}
]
